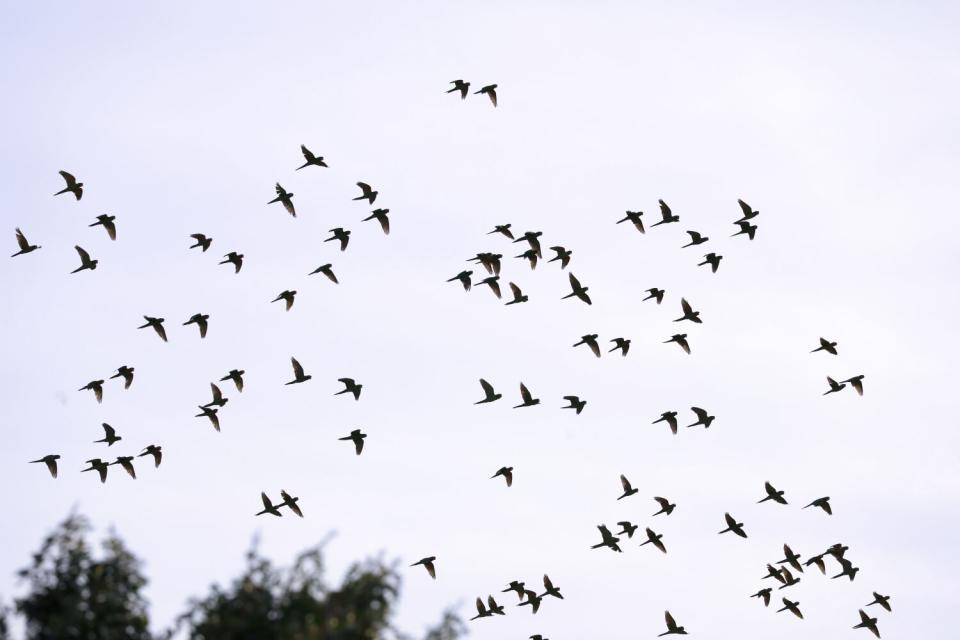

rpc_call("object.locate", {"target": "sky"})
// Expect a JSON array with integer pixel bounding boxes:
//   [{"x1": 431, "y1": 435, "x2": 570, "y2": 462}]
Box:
[{"x1": 2, "y1": 1, "x2": 959, "y2": 638}]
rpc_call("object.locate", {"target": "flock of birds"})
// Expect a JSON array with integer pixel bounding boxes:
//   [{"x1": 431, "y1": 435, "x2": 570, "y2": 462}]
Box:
[{"x1": 14, "y1": 81, "x2": 888, "y2": 638}]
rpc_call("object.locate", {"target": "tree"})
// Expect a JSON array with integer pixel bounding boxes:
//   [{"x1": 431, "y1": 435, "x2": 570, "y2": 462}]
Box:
[{"x1": 15, "y1": 514, "x2": 152, "y2": 640}]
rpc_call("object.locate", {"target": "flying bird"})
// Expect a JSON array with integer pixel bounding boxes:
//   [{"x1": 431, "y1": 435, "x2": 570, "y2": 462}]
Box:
[
  {"x1": 138, "y1": 445, "x2": 162, "y2": 468},
  {"x1": 478, "y1": 275, "x2": 502, "y2": 298},
  {"x1": 590, "y1": 524, "x2": 622, "y2": 553},
  {"x1": 764, "y1": 564, "x2": 787, "y2": 584},
  {"x1": 79, "y1": 380, "x2": 104, "y2": 404},
  {"x1": 731, "y1": 220, "x2": 757, "y2": 240},
  {"x1": 609, "y1": 337, "x2": 631, "y2": 356},
  {"x1": 89, "y1": 214, "x2": 117, "y2": 240},
  {"x1": 491, "y1": 466, "x2": 513, "y2": 487},
  {"x1": 363, "y1": 208, "x2": 390, "y2": 234},
  {"x1": 447, "y1": 79, "x2": 470, "y2": 99},
  {"x1": 718, "y1": 512, "x2": 747, "y2": 538},
  {"x1": 573, "y1": 334, "x2": 601, "y2": 358},
  {"x1": 824, "y1": 376, "x2": 846, "y2": 395},
  {"x1": 446, "y1": 270, "x2": 472, "y2": 292},
  {"x1": 506, "y1": 282, "x2": 528, "y2": 305},
  {"x1": 643, "y1": 288, "x2": 665, "y2": 304},
  {"x1": 82, "y1": 458, "x2": 109, "y2": 483},
  {"x1": 256, "y1": 492, "x2": 283, "y2": 517},
  {"x1": 681, "y1": 230, "x2": 708, "y2": 248},
  {"x1": 54, "y1": 170, "x2": 83, "y2": 200},
  {"x1": 735, "y1": 199, "x2": 759, "y2": 223},
  {"x1": 203, "y1": 383, "x2": 228, "y2": 409},
  {"x1": 279, "y1": 490, "x2": 303, "y2": 517},
  {"x1": 502, "y1": 581, "x2": 526, "y2": 600},
  {"x1": 94, "y1": 423, "x2": 121, "y2": 446},
  {"x1": 111, "y1": 456, "x2": 136, "y2": 479},
  {"x1": 674, "y1": 298, "x2": 702, "y2": 323},
  {"x1": 804, "y1": 497, "x2": 832, "y2": 516},
  {"x1": 777, "y1": 567, "x2": 800, "y2": 588},
  {"x1": 11, "y1": 228, "x2": 41, "y2": 257},
  {"x1": 540, "y1": 575, "x2": 562, "y2": 599},
  {"x1": 664, "y1": 334, "x2": 691, "y2": 354},
  {"x1": 751, "y1": 588, "x2": 772, "y2": 607},
  {"x1": 339, "y1": 429, "x2": 367, "y2": 455},
  {"x1": 653, "y1": 411, "x2": 679, "y2": 435},
  {"x1": 853, "y1": 609, "x2": 881, "y2": 638},
  {"x1": 832, "y1": 557, "x2": 860, "y2": 581},
  {"x1": 110, "y1": 365, "x2": 135, "y2": 389},
  {"x1": 562, "y1": 273, "x2": 592, "y2": 305},
  {"x1": 411, "y1": 556, "x2": 436, "y2": 579},
  {"x1": 616, "y1": 210, "x2": 644, "y2": 233},
  {"x1": 309, "y1": 263, "x2": 339, "y2": 283},
  {"x1": 195, "y1": 406, "x2": 220, "y2": 432},
  {"x1": 811, "y1": 337, "x2": 838, "y2": 355},
  {"x1": 547, "y1": 246, "x2": 572, "y2": 268},
  {"x1": 486, "y1": 595, "x2": 505, "y2": 615},
  {"x1": 469, "y1": 597, "x2": 491, "y2": 621},
  {"x1": 470, "y1": 252, "x2": 502, "y2": 275},
  {"x1": 335, "y1": 378, "x2": 363, "y2": 400},
  {"x1": 353, "y1": 182, "x2": 378, "y2": 204},
  {"x1": 515, "y1": 248, "x2": 538, "y2": 270},
  {"x1": 488, "y1": 224, "x2": 514, "y2": 239},
  {"x1": 698, "y1": 253, "x2": 723, "y2": 273},
  {"x1": 325, "y1": 228, "x2": 351, "y2": 251},
  {"x1": 618, "y1": 474, "x2": 638, "y2": 500},
  {"x1": 475, "y1": 84, "x2": 498, "y2": 106},
  {"x1": 777, "y1": 598, "x2": 803, "y2": 619},
  {"x1": 71, "y1": 246, "x2": 98, "y2": 273},
  {"x1": 843, "y1": 374, "x2": 866, "y2": 395},
  {"x1": 475, "y1": 379, "x2": 502, "y2": 404},
  {"x1": 617, "y1": 521, "x2": 638, "y2": 538},
  {"x1": 518, "y1": 589, "x2": 542, "y2": 614},
  {"x1": 653, "y1": 496, "x2": 676, "y2": 516},
  {"x1": 29, "y1": 455, "x2": 59, "y2": 478},
  {"x1": 867, "y1": 592, "x2": 891, "y2": 612},
  {"x1": 296, "y1": 145, "x2": 328, "y2": 170},
  {"x1": 138, "y1": 316, "x2": 167, "y2": 342},
  {"x1": 804, "y1": 553, "x2": 827, "y2": 574},
  {"x1": 189, "y1": 234, "x2": 212, "y2": 252},
  {"x1": 640, "y1": 527, "x2": 667, "y2": 554},
  {"x1": 220, "y1": 369, "x2": 245, "y2": 392},
  {"x1": 562, "y1": 395, "x2": 587, "y2": 414},
  {"x1": 514, "y1": 382, "x2": 540, "y2": 408},
  {"x1": 657, "y1": 611, "x2": 687, "y2": 636},
  {"x1": 514, "y1": 230, "x2": 543, "y2": 258},
  {"x1": 778, "y1": 545, "x2": 804, "y2": 574},
  {"x1": 271, "y1": 290, "x2": 297, "y2": 311},
  {"x1": 286, "y1": 357, "x2": 312, "y2": 385},
  {"x1": 652, "y1": 200, "x2": 679, "y2": 226},
  {"x1": 220, "y1": 252, "x2": 244, "y2": 273},
  {"x1": 758, "y1": 481, "x2": 788, "y2": 504},
  {"x1": 267, "y1": 183, "x2": 296, "y2": 216},
  {"x1": 183, "y1": 313, "x2": 209, "y2": 338}
]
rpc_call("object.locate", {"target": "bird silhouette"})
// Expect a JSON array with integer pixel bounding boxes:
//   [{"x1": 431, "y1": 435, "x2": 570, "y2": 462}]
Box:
[
  {"x1": 353, "y1": 182, "x2": 378, "y2": 204},
  {"x1": 486, "y1": 595, "x2": 505, "y2": 615},
  {"x1": 111, "y1": 456, "x2": 136, "y2": 479},
  {"x1": 698, "y1": 253, "x2": 723, "y2": 273},
  {"x1": 502, "y1": 581, "x2": 526, "y2": 600},
  {"x1": 777, "y1": 544, "x2": 804, "y2": 573},
  {"x1": 674, "y1": 298, "x2": 702, "y2": 323},
  {"x1": 110, "y1": 365, "x2": 135, "y2": 389},
  {"x1": 562, "y1": 395, "x2": 587, "y2": 414},
  {"x1": 325, "y1": 228, "x2": 351, "y2": 251},
  {"x1": 591, "y1": 524, "x2": 622, "y2": 552},
  {"x1": 832, "y1": 557, "x2": 860, "y2": 581},
  {"x1": 363, "y1": 208, "x2": 391, "y2": 234},
  {"x1": 514, "y1": 382, "x2": 540, "y2": 408},
  {"x1": 489, "y1": 223, "x2": 514, "y2": 239},
  {"x1": 506, "y1": 282, "x2": 528, "y2": 305},
  {"x1": 804, "y1": 553, "x2": 827, "y2": 574},
  {"x1": 751, "y1": 588, "x2": 772, "y2": 607},
  {"x1": 616, "y1": 210, "x2": 644, "y2": 233},
  {"x1": 256, "y1": 492, "x2": 283, "y2": 516},
  {"x1": 653, "y1": 496, "x2": 676, "y2": 516},
  {"x1": 664, "y1": 334, "x2": 691, "y2": 354},
  {"x1": 735, "y1": 199, "x2": 759, "y2": 223},
  {"x1": 82, "y1": 458, "x2": 109, "y2": 483},
  {"x1": 475, "y1": 379, "x2": 502, "y2": 404},
  {"x1": 79, "y1": 380, "x2": 104, "y2": 404},
  {"x1": 411, "y1": 556, "x2": 436, "y2": 579},
  {"x1": 138, "y1": 445, "x2": 162, "y2": 468},
  {"x1": 758, "y1": 481, "x2": 787, "y2": 504},
  {"x1": 29, "y1": 455, "x2": 59, "y2": 478},
  {"x1": 514, "y1": 230, "x2": 543, "y2": 258},
  {"x1": 515, "y1": 248, "x2": 538, "y2": 270},
  {"x1": 657, "y1": 611, "x2": 687, "y2": 636},
  {"x1": 827, "y1": 543, "x2": 849, "y2": 559},
  {"x1": 843, "y1": 374, "x2": 866, "y2": 395},
  {"x1": 540, "y1": 575, "x2": 562, "y2": 599},
  {"x1": 764, "y1": 563, "x2": 787, "y2": 584},
  {"x1": 617, "y1": 521, "x2": 639, "y2": 538},
  {"x1": 137, "y1": 317, "x2": 167, "y2": 341},
  {"x1": 447, "y1": 79, "x2": 470, "y2": 99},
  {"x1": 446, "y1": 270, "x2": 472, "y2": 292},
  {"x1": 195, "y1": 406, "x2": 220, "y2": 432},
  {"x1": 54, "y1": 170, "x2": 83, "y2": 200},
  {"x1": 267, "y1": 183, "x2": 296, "y2": 216},
  {"x1": 469, "y1": 252, "x2": 502, "y2": 275},
  {"x1": 640, "y1": 527, "x2": 667, "y2": 553},
  {"x1": 469, "y1": 597, "x2": 491, "y2": 620},
  {"x1": 653, "y1": 411, "x2": 679, "y2": 435},
  {"x1": 777, "y1": 598, "x2": 803, "y2": 619},
  {"x1": 518, "y1": 589, "x2": 542, "y2": 614},
  {"x1": 286, "y1": 357, "x2": 312, "y2": 385},
  {"x1": 491, "y1": 466, "x2": 513, "y2": 487},
  {"x1": 296, "y1": 145, "x2": 328, "y2": 170},
  {"x1": 547, "y1": 246, "x2": 572, "y2": 268},
  {"x1": 220, "y1": 252, "x2": 244, "y2": 273},
  {"x1": 681, "y1": 230, "x2": 708, "y2": 248},
  {"x1": 573, "y1": 334, "x2": 601, "y2": 358},
  {"x1": 718, "y1": 512, "x2": 747, "y2": 538},
  {"x1": 11, "y1": 228, "x2": 41, "y2": 257},
  {"x1": 643, "y1": 288, "x2": 665, "y2": 304},
  {"x1": 776, "y1": 568, "x2": 799, "y2": 591},
  {"x1": 824, "y1": 376, "x2": 846, "y2": 395},
  {"x1": 811, "y1": 337, "x2": 838, "y2": 355},
  {"x1": 804, "y1": 496, "x2": 832, "y2": 514},
  {"x1": 475, "y1": 84, "x2": 498, "y2": 106},
  {"x1": 94, "y1": 423, "x2": 121, "y2": 446},
  {"x1": 609, "y1": 337, "x2": 631, "y2": 356},
  {"x1": 652, "y1": 200, "x2": 679, "y2": 227},
  {"x1": 339, "y1": 429, "x2": 366, "y2": 455},
  {"x1": 203, "y1": 383, "x2": 228, "y2": 409},
  {"x1": 309, "y1": 263, "x2": 339, "y2": 283},
  {"x1": 731, "y1": 220, "x2": 757, "y2": 240},
  {"x1": 71, "y1": 246, "x2": 98, "y2": 273},
  {"x1": 183, "y1": 313, "x2": 209, "y2": 338},
  {"x1": 89, "y1": 214, "x2": 117, "y2": 240},
  {"x1": 220, "y1": 369, "x2": 245, "y2": 392},
  {"x1": 279, "y1": 490, "x2": 303, "y2": 517},
  {"x1": 271, "y1": 290, "x2": 297, "y2": 311},
  {"x1": 562, "y1": 273, "x2": 592, "y2": 304},
  {"x1": 853, "y1": 609, "x2": 881, "y2": 638},
  {"x1": 189, "y1": 233, "x2": 212, "y2": 252},
  {"x1": 618, "y1": 474, "x2": 638, "y2": 500},
  {"x1": 478, "y1": 275, "x2": 501, "y2": 298},
  {"x1": 335, "y1": 378, "x2": 363, "y2": 400},
  {"x1": 867, "y1": 592, "x2": 891, "y2": 612}
]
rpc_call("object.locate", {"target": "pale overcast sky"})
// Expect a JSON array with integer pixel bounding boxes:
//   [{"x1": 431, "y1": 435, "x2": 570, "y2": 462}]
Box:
[{"x1": 2, "y1": 1, "x2": 959, "y2": 638}]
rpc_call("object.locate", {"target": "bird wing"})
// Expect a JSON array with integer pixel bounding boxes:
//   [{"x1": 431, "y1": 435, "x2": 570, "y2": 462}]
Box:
[
  {"x1": 301, "y1": 145, "x2": 314, "y2": 161},
  {"x1": 261, "y1": 492, "x2": 273, "y2": 510},
  {"x1": 378, "y1": 212, "x2": 390, "y2": 234},
  {"x1": 620, "y1": 474, "x2": 632, "y2": 492},
  {"x1": 659, "y1": 200, "x2": 672, "y2": 220},
  {"x1": 569, "y1": 272, "x2": 582, "y2": 291},
  {"x1": 488, "y1": 87, "x2": 498, "y2": 106},
  {"x1": 355, "y1": 435, "x2": 365, "y2": 455},
  {"x1": 209, "y1": 409, "x2": 220, "y2": 431},
  {"x1": 765, "y1": 481, "x2": 776, "y2": 495},
  {"x1": 665, "y1": 611, "x2": 677, "y2": 630},
  {"x1": 509, "y1": 282, "x2": 522, "y2": 300},
  {"x1": 519, "y1": 382, "x2": 532, "y2": 403},
  {"x1": 102, "y1": 423, "x2": 115, "y2": 438},
  {"x1": 210, "y1": 383, "x2": 223, "y2": 403},
  {"x1": 654, "y1": 496, "x2": 669, "y2": 508},
  {"x1": 357, "y1": 182, "x2": 372, "y2": 196},
  {"x1": 738, "y1": 199, "x2": 752, "y2": 216},
  {"x1": 104, "y1": 218, "x2": 117, "y2": 240},
  {"x1": 424, "y1": 559, "x2": 435, "y2": 578},
  {"x1": 60, "y1": 170, "x2": 77, "y2": 186},
  {"x1": 15, "y1": 228, "x2": 29, "y2": 250},
  {"x1": 681, "y1": 298, "x2": 693, "y2": 315},
  {"x1": 75, "y1": 245, "x2": 91, "y2": 262},
  {"x1": 479, "y1": 378, "x2": 496, "y2": 398},
  {"x1": 725, "y1": 512, "x2": 736, "y2": 527},
  {"x1": 543, "y1": 574, "x2": 553, "y2": 590},
  {"x1": 691, "y1": 407, "x2": 708, "y2": 421},
  {"x1": 283, "y1": 197, "x2": 295, "y2": 217},
  {"x1": 45, "y1": 458, "x2": 58, "y2": 478},
  {"x1": 292, "y1": 357, "x2": 304, "y2": 378}
]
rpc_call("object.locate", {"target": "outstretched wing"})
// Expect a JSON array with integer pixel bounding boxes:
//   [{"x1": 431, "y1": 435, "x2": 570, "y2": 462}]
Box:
[
  {"x1": 291, "y1": 357, "x2": 305, "y2": 378},
  {"x1": 75, "y1": 245, "x2": 91, "y2": 262}
]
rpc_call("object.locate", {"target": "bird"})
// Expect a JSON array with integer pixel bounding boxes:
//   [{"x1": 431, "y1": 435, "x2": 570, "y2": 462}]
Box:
[
  {"x1": 514, "y1": 230, "x2": 543, "y2": 258},
  {"x1": 325, "y1": 228, "x2": 351, "y2": 251},
  {"x1": 82, "y1": 458, "x2": 109, "y2": 483},
  {"x1": 505, "y1": 282, "x2": 528, "y2": 305},
  {"x1": 488, "y1": 224, "x2": 514, "y2": 239},
  {"x1": 617, "y1": 521, "x2": 639, "y2": 538},
  {"x1": 853, "y1": 609, "x2": 881, "y2": 638},
  {"x1": 758, "y1": 481, "x2": 788, "y2": 505},
  {"x1": 763, "y1": 563, "x2": 787, "y2": 584},
  {"x1": 309, "y1": 263, "x2": 339, "y2": 283},
  {"x1": 540, "y1": 575, "x2": 562, "y2": 599},
  {"x1": 71, "y1": 246, "x2": 98, "y2": 273},
  {"x1": 616, "y1": 210, "x2": 644, "y2": 233},
  {"x1": 353, "y1": 182, "x2": 378, "y2": 204},
  {"x1": 681, "y1": 230, "x2": 708, "y2": 248},
  {"x1": 514, "y1": 382, "x2": 540, "y2": 408},
  {"x1": 54, "y1": 170, "x2": 83, "y2": 200},
  {"x1": 731, "y1": 220, "x2": 757, "y2": 240},
  {"x1": 573, "y1": 334, "x2": 601, "y2": 358},
  {"x1": 220, "y1": 252, "x2": 244, "y2": 273},
  {"x1": 843, "y1": 374, "x2": 866, "y2": 395},
  {"x1": 362, "y1": 208, "x2": 390, "y2": 234},
  {"x1": 653, "y1": 411, "x2": 679, "y2": 435},
  {"x1": 478, "y1": 275, "x2": 501, "y2": 298},
  {"x1": 196, "y1": 406, "x2": 220, "y2": 432},
  {"x1": 804, "y1": 553, "x2": 827, "y2": 574},
  {"x1": 189, "y1": 233, "x2": 212, "y2": 252},
  {"x1": 486, "y1": 595, "x2": 505, "y2": 615},
  {"x1": 777, "y1": 544, "x2": 803, "y2": 573},
  {"x1": 562, "y1": 273, "x2": 592, "y2": 304},
  {"x1": 94, "y1": 423, "x2": 121, "y2": 446},
  {"x1": 183, "y1": 313, "x2": 209, "y2": 338},
  {"x1": 518, "y1": 589, "x2": 543, "y2": 614},
  {"x1": 640, "y1": 527, "x2": 667, "y2": 553},
  {"x1": 833, "y1": 557, "x2": 860, "y2": 581},
  {"x1": 256, "y1": 492, "x2": 283, "y2": 517},
  {"x1": 29, "y1": 455, "x2": 59, "y2": 478},
  {"x1": 446, "y1": 270, "x2": 472, "y2": 292},
  {"x1": 718, "y1": 512, "x2": 747, "y2": 538},
  {"x1": 286, "y1": 357, "x2": 312, "y2": 385},
  {"x1": 867, "y1": 592, "x2": 891, "y2": 612},
  {"x1": 447, "y1": 79, "x2": 470, "y2": 99},
  {"x1": 203, "y1": 383, "x2": 228, "y2": 409},
  {"x1": 79, "y1": 380, "x2": 104, "y2": 404},
  {"x1": 110, "y1": 365, "x2": 135, "y2": 389},
  {"x1": 653, "y1": 496, "x2": 676, "y2": 516},
  {"x1": 735, "y1": 199, "x2": 759, "y2": 223},
  {"x1": 271, "y1": 290, "x2": 297, "y2": 311},
  {"x1": 502, "y1": 581, "x2": 526, "y2": 600},
  {"x1": 515, "y1": 248, "x2": 538, "y2": 270},
  {"x1": 296, "y1": 145, "x2": 328, "y2": 170},
  {"x1": 811, "y1": 337, "x2": 838, "y2": 355},
  {"x1": 529, "y1": 635, "x2": 548, "y2": 640},
  {"x1": 777, "y1": 566, "x2": 802, "y2": 589},
  {"x1": 547, "y1": 246, "x2": 572, "y2": 268},
  {"x1": 562, "y1": 395, "x2": 587, "y2": 414},
  {"x1": 138, "y1": 317, "x2": 168, "y2": 341},
  {"x1": 469, "y1": 252, "x2": 503, "y2": 275},
  {"x1": 339, "y1": 429, "x2": 366, "y2": 455},
  {"x1": 475, "y1": 84, "x2": 498, "y2": 106},
  {"x1": 474, "y1": 379, "x2": 501, "y2": 404},
  {"x1": 824, "y1": 376, "x2": 846, "y2": 395},
  {"x1": 664, "y1": 334, "x2": 691, "y2": 354},
  {"x1": 751, "y1": 588, "x2": 772, "y2": 607},
  {"x1": 111, "y1": 456, "x2": 136, "y2": 479},
  {"x1": 267, "y1": 183, "x2": 295, "y2": 216},
  {"x1": 643, "y1": 288, "x2": 665, "y2": 304},
  {"x1": 220, "y1": 369, "x2": 245, "y2": 392},
  {"x1": 279, "y1": 490, "x2": 303, "y2": 517},
  {"x1": 469, "y1": 597, "x2": 491, "y2": 621},
  {"x1": 89, "y1": 214, "x2": 117, "y2": 240},
  {"x1": 674, "y1": 298, "x2": 702, "y2": 323},
  {"x1": 827, "y1": 543, "x2": 850, "y2": 559},
  {"x1": 803, "y1": 496, "x2": 832, "y2": 514},
  {"x1": 698, "y1": 253, "x2": 723, "y2": 273},
  {"x1": 609, "y1": 337, "x2": 631, "y2": 356},
  {"x1": 618, "y1": 474, "x2": 638, "y2": 500},
  {"x1": 590, "y1": 524, "x2": 622, "y2": 553},
  {"x1": 777, "y1": 598, "x2": 803, "y2": 619},
  {"x1": 652, "y1": 200, "x2": 679, "y2": 226},
  {"x1": 11, "y1": 228, "x2": 41, "y2": 257},
  {"x1": 335, "y1": 378, "x2": 363, "y2": 400},
  {"x1": 138, "y1": 445, "x2": 162, "y2": 468},
  {"x1": 491, "y1": 466, "x2": 513, "y2": 487},
  {"x1": 657, "y1": 611, "x2": 687, "y2": 636},
  {"x1": 411, "y1": 556, "x2": 436, "y2": 579}
]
